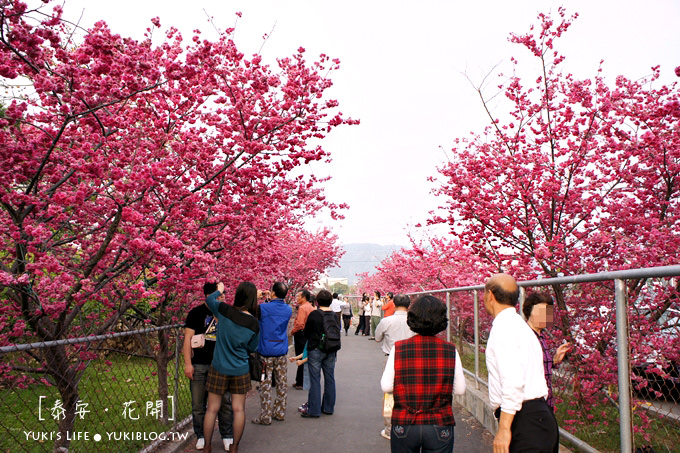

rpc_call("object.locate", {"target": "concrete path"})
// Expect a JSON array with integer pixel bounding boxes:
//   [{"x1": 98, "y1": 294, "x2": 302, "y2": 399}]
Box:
[{"x1": 156, "y1": 330, "x2": 494, "y2": 452}]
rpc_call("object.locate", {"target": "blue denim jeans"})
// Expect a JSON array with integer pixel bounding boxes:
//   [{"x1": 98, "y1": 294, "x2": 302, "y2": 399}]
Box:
[
  {"x1": 390, "y1": 424, "x2": 454, "y2": 453},
  {"x1": 307, "y1": 349, "x2": 337, "y2": 416},
  {"x1": 190, "y1": 364, "x2": 233, "y2": 438},
  {"x1": 303, "y1": 362, "x2": 310, "y2": 390}
]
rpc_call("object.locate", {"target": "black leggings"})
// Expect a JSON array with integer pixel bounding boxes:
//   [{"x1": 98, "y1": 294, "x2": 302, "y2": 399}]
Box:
[
  {"x1": 355, "y1": 315, "x2": 365, "y2": 335},
  {"x1": 342, "y1": 314, "x2": 352, "y2": 333}
]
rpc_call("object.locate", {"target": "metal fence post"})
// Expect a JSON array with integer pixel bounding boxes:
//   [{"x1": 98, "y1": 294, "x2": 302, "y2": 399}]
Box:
[
  {"x1": 400, "y1": 266, "x2": 680, "y2": 452},
  {"x1": 473, "y1": 290, "x2": 480, "y2": 390},
  {"x1": 174, "y1": 325, "x2": 181, "y2": 422},
  {"x1": 446, "y1": 292, "x2": 451, "y2": 343},
  {"x1": 615, "y1": 279, "x2": 632, "y2": 452}
]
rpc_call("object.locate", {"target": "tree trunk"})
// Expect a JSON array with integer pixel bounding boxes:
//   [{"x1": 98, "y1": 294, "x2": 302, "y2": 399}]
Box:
[
  {"x1": 156, "y1": 328, "x2": 170, "y2": 424},
  {"x1": 45, "y1": 345, "x2": 80, "y2": 452},
  {"x1": 551, "y1": 283, "x2": 572, "y2": 339}
]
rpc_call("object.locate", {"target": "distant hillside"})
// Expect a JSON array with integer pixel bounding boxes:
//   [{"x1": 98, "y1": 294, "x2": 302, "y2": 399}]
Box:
[{"x1": 326, "y1": 243, "x2": 402, "y2": 285}]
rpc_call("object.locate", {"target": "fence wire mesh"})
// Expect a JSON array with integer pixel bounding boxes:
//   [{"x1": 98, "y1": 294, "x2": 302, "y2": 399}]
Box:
[
  {"x1": 0, "y1": 325, "x2": 191, "y2": 453},
  {"x1": 410, "y1": 275, "x2": 680, "y2": 453}
]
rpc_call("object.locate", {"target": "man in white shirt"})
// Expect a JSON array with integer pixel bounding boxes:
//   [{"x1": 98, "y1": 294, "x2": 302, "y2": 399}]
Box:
[
  {"x1": 374, "y1": 294, "x2": 416, "y2": 439},
  {"x1": 375, "y1": 294, "x2": 415, "y2": 355},
  {"x1": 484, "y1": 273, "x2": 559, "y2": 453},
  {"x1": 330, "y1": 292, "x2": 343, "y2": 320}
]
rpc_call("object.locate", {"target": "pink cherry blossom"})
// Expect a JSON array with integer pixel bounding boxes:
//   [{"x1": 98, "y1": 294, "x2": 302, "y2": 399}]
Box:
[{"x1": 0, "y1": 1, "x2": 357, "y2": 448}]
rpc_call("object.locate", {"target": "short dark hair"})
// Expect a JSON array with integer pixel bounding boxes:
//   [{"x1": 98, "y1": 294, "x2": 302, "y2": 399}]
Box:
[
  {"x1": 234, "y1": 281, "x2": 258, "y2": 315},
  {"x1": 523, "y1": 291, "x2": 553, "y2": 320},
  {"x1": 332, "y1": 292, "x2": 339, "y2": 299},
  {"x1": 393, "y1": 294, "x2": 410, "y2": 309},
  {"x1": 374, "y1": 290, "x2": 381, "y2": 299},
  {"x1": 407, "y1": 295, "x2": 448, "y2": 336},
  {"x1": 203, "y1": 282, "x2": 218, "y2": 296},
  {"x1": 316, "y1": 289, "x2": 333, "y2": 307},
  {"x1": 362, "y1": 294, "x2": 369, "y2": 302},
  {"x1": 272, "y1": 281, "x2": 288, "y2": 299},
  {"x1": 298, "y1": 289, "x2": 311, "y2": 302},
  {"x1": 485, "y1": 281, "x2": 519, "y2": 307},
  {"x1": 387, "y1": 292, "x2": 394, "y2": 299}
]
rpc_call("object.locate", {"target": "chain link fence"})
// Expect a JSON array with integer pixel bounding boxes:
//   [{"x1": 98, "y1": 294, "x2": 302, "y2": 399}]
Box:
[
  {"x1": 0, "y1": 325, "x2": 192, "y2": 452},
  {"x1": 407, "y1": 266, "x2": 680, "y2": 453}
]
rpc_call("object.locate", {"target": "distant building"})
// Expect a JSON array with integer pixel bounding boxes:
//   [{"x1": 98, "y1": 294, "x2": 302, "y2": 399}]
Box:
[{"x1": 314, "y1": 276, "x2": 349, "y2": 292}]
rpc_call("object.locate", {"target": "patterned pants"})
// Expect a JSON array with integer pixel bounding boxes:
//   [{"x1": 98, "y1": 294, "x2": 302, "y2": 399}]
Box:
[{"x1": 257, "y1": 355, "x2": 288, "y2": 423}]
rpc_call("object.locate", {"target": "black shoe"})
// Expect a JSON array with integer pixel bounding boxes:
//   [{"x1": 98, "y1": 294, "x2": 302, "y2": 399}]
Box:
[
  {"x1": 300, "y1": 409, "x2": 319, "y2": 418},
  {"x1": 322, "y1": 411, "x2": 333, "y2": 415}
]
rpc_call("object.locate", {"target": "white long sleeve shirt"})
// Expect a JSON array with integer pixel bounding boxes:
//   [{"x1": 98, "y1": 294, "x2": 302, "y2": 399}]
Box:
[
  {"x1": 486, "y1": 307, "x2": 548, "y2": 415},
  {"x1": 381, "y1": 343, "x2": 466, "y2": 396}
]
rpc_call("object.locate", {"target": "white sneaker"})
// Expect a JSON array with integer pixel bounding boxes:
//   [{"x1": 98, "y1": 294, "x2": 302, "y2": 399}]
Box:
[
  {"x1": 380, "y1": 428, "x2": 391, "y2": 440},
  {"x1": 223, "y1": 438, "x2": 234, "y2": 450},
  {"x1": 195, "y1": 437, "x2": 205, "y2": 450}
]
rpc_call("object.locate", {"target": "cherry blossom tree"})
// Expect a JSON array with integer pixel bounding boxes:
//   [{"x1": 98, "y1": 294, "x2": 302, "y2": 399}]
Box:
[
  {"x1": 265, "y1": 228, "x2": 344, "y2": 296},
  {"x1": 357, "y1": 235, "x2": 490, "y2": 294},
  {"x1": 0, "y1": 1, "x2": 354, "y2": 446},
  {"x1": 356, "y1": 235, "x2": 494, "y2": 345},
  {"x1": 427, "y1": 7, "x2": 679, "y2": 434}
]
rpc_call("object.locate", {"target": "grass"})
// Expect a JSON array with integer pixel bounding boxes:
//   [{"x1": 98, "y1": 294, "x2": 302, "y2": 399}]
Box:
[
  {"x1": 0, "y1": 355, "x2": 191, "y2": 453},
  {"x1": 457, "y1": 341, "x2": 488, "y2": 380},
  {"x1": 456, "y1": 343, "x2": 679, "y2": 452},
  {"x1": 555, "y1": 397, "x2": 680, "y2": 453}
]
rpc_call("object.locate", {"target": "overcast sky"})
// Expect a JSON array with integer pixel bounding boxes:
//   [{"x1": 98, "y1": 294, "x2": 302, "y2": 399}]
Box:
[{"x1": 58, "y1": 0, "x2": 680, "y2": 246}]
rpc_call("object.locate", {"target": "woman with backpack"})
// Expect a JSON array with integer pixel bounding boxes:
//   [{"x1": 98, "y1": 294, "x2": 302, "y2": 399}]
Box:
[{"x1": 301, "y1": 289, "x2": 341, "y2": 417}]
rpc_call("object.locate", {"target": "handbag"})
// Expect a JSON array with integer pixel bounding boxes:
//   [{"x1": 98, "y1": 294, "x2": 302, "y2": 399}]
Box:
[
  {"x1": 383, "y1": 392, "x2": 394, "y2": 418},
  {"x1": 190, "y1": 334, "x2": 205, "y2": 348},
  {"x1": 249, "y1": 352, "x2": 264, "y2": 382},
  {"x1": 191, "y1": 317, "x2": 217, "y2": 348}
]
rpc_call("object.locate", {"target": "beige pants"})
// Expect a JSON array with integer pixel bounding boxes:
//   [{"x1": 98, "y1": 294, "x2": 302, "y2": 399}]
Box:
[{"x1": 382, "y1": 355, "x2": 392, "y2": 432}]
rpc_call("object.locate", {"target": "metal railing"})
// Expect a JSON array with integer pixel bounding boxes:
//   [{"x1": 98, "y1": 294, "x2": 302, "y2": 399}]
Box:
[
  {"x1": 0, "y1": 324, "x2": 192, "y2": 452},
  {"x1": 407, "y1": 265, "x2": 680, "y2": 453}
]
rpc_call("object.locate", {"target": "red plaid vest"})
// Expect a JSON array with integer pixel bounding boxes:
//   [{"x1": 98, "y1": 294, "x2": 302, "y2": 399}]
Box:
[{"x1": 392, "y1": 335, "x2": 456, "y2": 426}]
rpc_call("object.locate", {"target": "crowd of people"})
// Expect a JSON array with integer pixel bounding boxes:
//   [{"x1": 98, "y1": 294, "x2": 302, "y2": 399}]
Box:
[
  {"x1": 183, "y1": 281, "x2": 345, "y2": 453},
  {"x1": 182, "y1": 274, "x2": 567, "y2": 453}
]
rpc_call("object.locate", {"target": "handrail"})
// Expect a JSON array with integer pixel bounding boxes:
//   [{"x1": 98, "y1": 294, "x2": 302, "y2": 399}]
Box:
[
  {"x1": 407, "y1": 264, "x2": 680, "y2": 453},
  {"x1": 0, "y1": 324, "x2": 183, "y2": 354},
  {"x1": 405, "y1": 264, "x2": 680, "y2": 296}
]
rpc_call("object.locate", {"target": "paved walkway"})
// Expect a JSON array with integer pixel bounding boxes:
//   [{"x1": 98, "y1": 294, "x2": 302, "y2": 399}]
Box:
[{"x1": 157, "y1": 330, "x2": 494, "y2": 452}]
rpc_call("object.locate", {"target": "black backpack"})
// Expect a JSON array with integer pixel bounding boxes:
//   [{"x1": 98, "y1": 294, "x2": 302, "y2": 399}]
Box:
[{"x1": 318, "y1": 310, "x2": 341, "y2": 353}]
